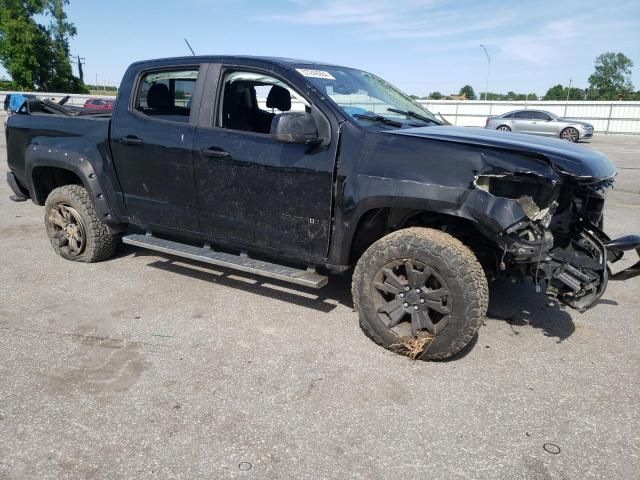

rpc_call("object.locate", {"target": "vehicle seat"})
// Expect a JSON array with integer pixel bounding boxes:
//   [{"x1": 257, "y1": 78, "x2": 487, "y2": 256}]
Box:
[
  {"x1": 266, "y1": 85, "x2": 291, "y2": 112},
  {"x1": 146, "y1": 83, "x2": 172, "y2": 115},
  {"x1": 222, "y1": 83, "x2": 252, "y2": 131}
]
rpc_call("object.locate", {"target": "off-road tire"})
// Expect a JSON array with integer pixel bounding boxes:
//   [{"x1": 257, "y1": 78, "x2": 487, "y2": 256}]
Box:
[
  {"x1": 44, "y1": 185, "x2": 117, "y2": 262},
  {"x1": 352, "y1": 227, "x2": 488, "y2": 360}
]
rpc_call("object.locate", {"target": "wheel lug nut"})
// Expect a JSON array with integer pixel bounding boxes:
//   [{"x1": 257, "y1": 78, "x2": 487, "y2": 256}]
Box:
[
  {"x1": 415, "y1": 288, "x2": 421, "y2": 293},
  {"x1": 404, "y1": 286, "x2": 411, "y2": 291},
  {"x1": 399, "y1": 293, "x2": 405, "y2": 298},
  {"x1": 419, "y1": 298, "x2": 425, "y2": 304},
  {"x1": 403, "y1": 302, "x2": 409, "y2": 308},
  {"x1": 413, "y1": 305, "x2": 419, "y2": 311}
]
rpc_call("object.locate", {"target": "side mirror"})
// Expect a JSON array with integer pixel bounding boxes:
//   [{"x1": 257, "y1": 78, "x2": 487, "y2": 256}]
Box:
[
  {"x1": 546, "y1": 117, "x2": 553, "y2": 122},
  {"x1": 271, "y1": 112, "x2": 321, "y2": 145}
]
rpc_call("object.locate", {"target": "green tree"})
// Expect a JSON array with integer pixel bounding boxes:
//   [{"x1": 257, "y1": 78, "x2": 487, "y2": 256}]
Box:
[
  {"x1": 47, "y1": 0, "x2": 78, "y2": 91},
  {"x1": 0, "y1": 0, "x2": 52, "y2": 89},
  {"x1": 515, "y1": 92, "x2": 538, "y2": 101},
  {"x1": 0, "y1": 0, "x2": 85, "y2": 92},
  {"x1": 428, "y1": 91, "x2": 443, "y2": 99},
  {"x1": 543, "y1": 84, "x2": 585, "y2": 100},
  {"x1": 458, "y1": 85, "x2": 476, "y2": 100},
  {"x1": 543, "y1": 84, "x2": 564, "y2": 100},
  {"x1": 588, "y1": 52, "x2": 634, "y2": 100}
]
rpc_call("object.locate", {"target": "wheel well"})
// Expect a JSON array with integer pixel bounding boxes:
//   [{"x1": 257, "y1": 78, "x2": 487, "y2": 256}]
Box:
[
  {"x1": 349, "y1": 208, "x2": 497, "y2": 275},
  {"x1": 32, "y1": 167, "x2": 84, "y2": 204}
]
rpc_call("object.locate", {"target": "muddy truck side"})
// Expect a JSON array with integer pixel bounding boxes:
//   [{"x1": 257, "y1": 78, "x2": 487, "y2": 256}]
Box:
[{"x1": 5, "y1": 56, "x2": 640, "y2": 359}]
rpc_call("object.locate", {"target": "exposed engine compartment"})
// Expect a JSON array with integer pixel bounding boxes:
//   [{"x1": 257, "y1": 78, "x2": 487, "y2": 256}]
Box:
[{"x1": 483, "y1": 175, "x2": 629, "y2": 311}]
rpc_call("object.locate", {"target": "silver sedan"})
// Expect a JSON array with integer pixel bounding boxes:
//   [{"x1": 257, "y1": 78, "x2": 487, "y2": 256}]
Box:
[{"x1": 485, "y1": 109, "x2": 594, "y2": 142}]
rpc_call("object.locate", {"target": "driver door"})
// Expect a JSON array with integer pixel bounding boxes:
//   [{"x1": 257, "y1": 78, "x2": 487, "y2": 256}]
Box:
[
  {"x1": 530, "y1": 111, "x2": 556, "y2": 136},
  {"x1": 193, "y1": 65, "x2": 337, "y2": 258}
]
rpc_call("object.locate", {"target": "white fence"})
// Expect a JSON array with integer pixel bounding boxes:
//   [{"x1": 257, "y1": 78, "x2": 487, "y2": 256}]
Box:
[
  {"x1": 2, "y1": 92, "x2": 639, "y2": 134},
  {"x1": 417, "y1": 100, "x2": 640, "y2": 134}
]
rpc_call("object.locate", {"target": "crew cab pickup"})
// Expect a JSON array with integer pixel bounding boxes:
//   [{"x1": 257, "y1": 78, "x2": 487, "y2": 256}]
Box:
[{"x1": 5, "y1": 56, "x2": 640, "y2": 359}]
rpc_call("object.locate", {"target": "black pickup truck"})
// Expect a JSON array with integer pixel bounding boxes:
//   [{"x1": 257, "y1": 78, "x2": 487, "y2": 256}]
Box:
[{"x1": 5, "y1": 56, "x2": 640, "y2": 359}]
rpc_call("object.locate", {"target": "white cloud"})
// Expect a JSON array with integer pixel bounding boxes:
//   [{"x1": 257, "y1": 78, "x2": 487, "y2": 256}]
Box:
[
  {"x1": 496, "y1": 20, "x2": 579, "y2": 65},
  {"x1": 259, "y1": 0, "x2": 640, "y2": 67},
  {"x1": 259, "y1": 0, "x2": 514, "y2": 38}
]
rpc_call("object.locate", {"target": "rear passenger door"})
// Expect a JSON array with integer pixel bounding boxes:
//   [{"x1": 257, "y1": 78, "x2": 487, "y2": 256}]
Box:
[
  {"x1": 111, "y1": 65, "x2": 205, "y2": 232},
  {"x1": 511, "y1": 111, "x2": 532, "y2": 133}
]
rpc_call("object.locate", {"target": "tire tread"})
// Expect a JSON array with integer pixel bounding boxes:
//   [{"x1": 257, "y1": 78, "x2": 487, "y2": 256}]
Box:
[{"x1": 352, "y1": 227, "x2": 488, "y2": 360}]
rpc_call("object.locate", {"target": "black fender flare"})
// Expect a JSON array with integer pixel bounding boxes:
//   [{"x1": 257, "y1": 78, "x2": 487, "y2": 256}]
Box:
[{"x1": 25, "y1": 145, "x2": 118, "y2": 224}]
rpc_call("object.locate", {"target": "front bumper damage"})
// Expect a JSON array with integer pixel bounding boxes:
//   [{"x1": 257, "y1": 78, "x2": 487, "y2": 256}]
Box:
[
  {"x1": 496, "y1": 218, "x2": 639, "y2": 311},
  {"x1": 470, "y1": 172, "x2": 639, "y2": 311},
  {"x1": 605, "y1": 235, "x2": 640, "y2": 281}
]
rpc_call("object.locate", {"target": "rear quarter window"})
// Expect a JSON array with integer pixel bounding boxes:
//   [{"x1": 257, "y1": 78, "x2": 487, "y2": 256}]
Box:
[{"x1": 134, "y1": 68, "x2": 199, "y2": 122}]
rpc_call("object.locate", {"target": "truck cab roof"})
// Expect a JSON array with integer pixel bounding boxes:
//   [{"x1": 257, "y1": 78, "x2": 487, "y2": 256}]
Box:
[{"x1": 129, "y1": 55, "x2": 344, "y2": 69}]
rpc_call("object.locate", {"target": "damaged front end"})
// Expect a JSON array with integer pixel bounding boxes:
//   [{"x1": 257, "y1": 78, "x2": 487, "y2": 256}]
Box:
[{"x1": 474, "y1": 171, "x2": 640, "y2": 311}]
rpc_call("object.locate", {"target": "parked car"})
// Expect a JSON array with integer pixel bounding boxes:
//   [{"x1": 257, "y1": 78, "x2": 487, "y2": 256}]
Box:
[
  {"x1": 3, "y1": 93, "x2": 10, "y2": 112},
  {"x1": 83, "y1": 98, "x2": 114, "y2": 110},
  {"x1": 5, "y1": 56, "x2": 639, "y2": 360},
  {"x1": 486, "y1": 109, "x2": 594, "y2": 142}
]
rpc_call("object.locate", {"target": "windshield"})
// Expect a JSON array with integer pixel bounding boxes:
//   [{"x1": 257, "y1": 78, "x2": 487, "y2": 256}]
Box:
[{"x1": 294, "y1": 66, "x2": 438, "y2": 127}]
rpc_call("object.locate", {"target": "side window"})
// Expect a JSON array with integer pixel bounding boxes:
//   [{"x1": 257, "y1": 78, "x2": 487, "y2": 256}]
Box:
[
  {"x1": 514, "y1": 111, "x2": 531, "y2": 119},
  {"x1": 219, "y1": 70, "x2": 310, "y2": 134},
  {"x1": 503, "y1": 112, "x2": 514, "y2": 119},
  {"x1": 134, "y1": 68, "x2": 199, "y2": 122},
  {"x1": 531, "y1": 111, "x2": 550, "y2": 120}
]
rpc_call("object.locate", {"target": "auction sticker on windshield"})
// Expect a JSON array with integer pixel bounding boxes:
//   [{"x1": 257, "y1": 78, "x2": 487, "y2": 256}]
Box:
[{"x1": 296, "y1": 69, "x2": 335, "y2": 80}]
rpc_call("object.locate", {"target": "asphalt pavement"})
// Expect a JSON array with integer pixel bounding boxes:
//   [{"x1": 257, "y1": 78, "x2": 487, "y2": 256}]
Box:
[{"x1": 1, "y1": 116, "x2": 638, "y2": 479}]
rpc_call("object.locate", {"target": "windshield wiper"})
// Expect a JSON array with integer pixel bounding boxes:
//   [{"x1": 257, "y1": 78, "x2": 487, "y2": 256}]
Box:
[
  {"x1": 387, "y1": 108, "x2": 440, "y2": 125},
  {"x1": 353, "y1": 113, "x2": 403, "y2": 128}
]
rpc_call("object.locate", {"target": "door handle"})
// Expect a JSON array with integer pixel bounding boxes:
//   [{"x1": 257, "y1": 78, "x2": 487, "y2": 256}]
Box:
[
  {"x1": 200, "y1": 148, "x2": 230, "y2": 159},
  {"x1": 118, "y1": 135, "x2": 142, "y2": 146}
]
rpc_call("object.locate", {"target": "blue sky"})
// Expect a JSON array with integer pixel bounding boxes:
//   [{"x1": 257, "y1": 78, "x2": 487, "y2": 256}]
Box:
[{"x1": 3, "y1": 0, "x2": 640, "y2": 96}]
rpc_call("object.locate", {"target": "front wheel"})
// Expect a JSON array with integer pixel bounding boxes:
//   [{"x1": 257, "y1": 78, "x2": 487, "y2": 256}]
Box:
[
  {"x1": 45, "y1": 185, "x2": 118, "y2": 262},
  {"x1": 352, "y1": 227, "x2": 488, "y2": 360},
  {"x1": 560, "y1": 127, "x2": 579, "y2": 142}
]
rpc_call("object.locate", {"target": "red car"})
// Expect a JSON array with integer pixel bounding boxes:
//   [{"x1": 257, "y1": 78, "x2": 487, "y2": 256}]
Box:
[{"x1": 83, "y1": 98, "x2": 114, "y2": 110}]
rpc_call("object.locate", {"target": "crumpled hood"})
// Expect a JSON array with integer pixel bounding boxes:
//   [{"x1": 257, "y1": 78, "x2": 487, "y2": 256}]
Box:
[{"x1": 386, "y1": 126, "x2": 615, "y2": 181}]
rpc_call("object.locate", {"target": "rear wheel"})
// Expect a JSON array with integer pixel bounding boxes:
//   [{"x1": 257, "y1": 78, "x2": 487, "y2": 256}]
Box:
[
  {"x1": 352, "y1": 227, "x2": 488, "y2": 360},
  {"x1": 497, "y1": 125, "x2": 511, "y2": 132},
  {"x1": 560, "y1": 127, "x2": 579, "y2": 142},
  {"x1": 45, "y1": 185, "x2": 117, "y2": 262}
]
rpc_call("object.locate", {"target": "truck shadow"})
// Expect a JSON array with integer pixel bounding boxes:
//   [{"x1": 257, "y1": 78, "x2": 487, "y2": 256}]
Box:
[
  {"x1": 135, "y1": 252, "x2": 355, "y2": 314},
  {"x1": 486, "y1": 279, "x2": 575, "y2": 342},
  {"x1": 124, "y1": 246, "x2": 575, "y2": 344}
]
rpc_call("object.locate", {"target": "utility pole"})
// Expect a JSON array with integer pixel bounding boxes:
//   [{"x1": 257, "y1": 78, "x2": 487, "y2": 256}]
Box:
[
  {"x1": 480, "y1": 45, "x2": 499, "y2": 101},
  {"x1": 566, "y1": 78, "x2": 572, "y2": 103},
  {"x1": 69, "y1": 55, "x2": 86, "y2": 83}
]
